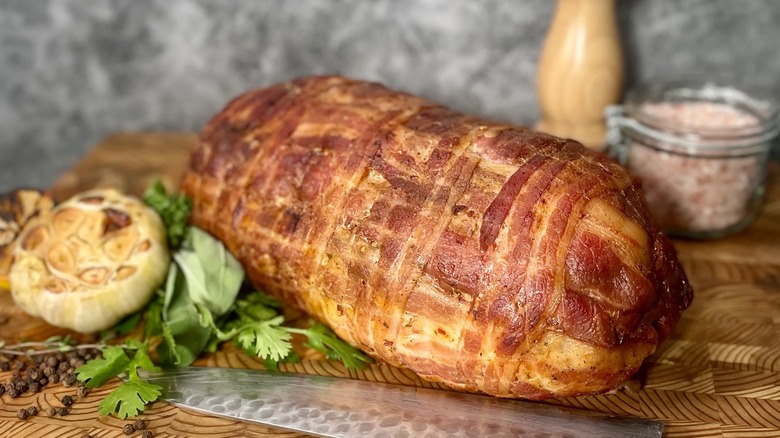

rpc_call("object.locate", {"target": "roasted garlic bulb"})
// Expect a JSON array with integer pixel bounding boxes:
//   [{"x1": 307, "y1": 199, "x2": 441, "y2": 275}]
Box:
[{"x1": 9, "y1": 189, "x2": 169, "y2": 332}]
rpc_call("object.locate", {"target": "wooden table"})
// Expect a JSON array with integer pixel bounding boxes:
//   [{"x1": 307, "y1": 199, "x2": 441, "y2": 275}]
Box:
[{"x1": 2, "y1": 133, "x2": 780, "y2": 437}]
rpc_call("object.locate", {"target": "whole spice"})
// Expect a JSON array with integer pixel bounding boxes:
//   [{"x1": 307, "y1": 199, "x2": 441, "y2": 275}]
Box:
[
  {"x1": 49, "y1": 373, "x2": 60, "y2": 384},
  {"x1": 8, "y1": 386, "x2": 19, "y2": 398},
  {"x1": 28, "y1": 381, "x2": 40, "y2": 393},
  {"x1": 27, "y1": 368, "x2": 40, "y2": 380},
  {"x1": 123, "y1": 424, "x2": 135, "y2": 435},
  {"x1": 26, "y1": 406, "x2": 38, "y2": 416},
  {"x1": 142, "y1": 431, "x2": 154, "y2": 438},
  {"x1": 134, "y1": 419, "x2": 146, "y2": 430},
  {"x1": 46, "y1": 356, "x2": 59, "y2": 368},
  {"x1": 58, "y1": 407, "x2": 69, "y2": 416},
  {"x1": 17, "y1": 408, "x2": 28, "y2": 421},
  {"x1": 63, "y1": 373, "x2": 76, "y2": 387},
  {"x1": 61, "y1": 394, "x2": 74, "y2": 407},
  {"x1": 47, "y1": 407, "x2": 57, "y2": 417},
  {"x1": 38, "y1": 377, "x2": 48, "y2": 387},
  {"x1": 77, "y1": 386, "x2": 89, "y2": 398}
]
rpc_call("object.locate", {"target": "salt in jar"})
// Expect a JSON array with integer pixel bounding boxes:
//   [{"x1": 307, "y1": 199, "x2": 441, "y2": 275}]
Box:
[{"x1": 606, "y1": 80, "x2": 779, "y2": 239}]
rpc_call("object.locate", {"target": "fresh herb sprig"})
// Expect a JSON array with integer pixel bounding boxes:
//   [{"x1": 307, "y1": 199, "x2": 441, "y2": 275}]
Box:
[
  {"x1": 76, "y1": 340, "x2": 162, "y2": 419},
  {"x1": 142, "y1": 180, "x2": 192, "y2": 248}
]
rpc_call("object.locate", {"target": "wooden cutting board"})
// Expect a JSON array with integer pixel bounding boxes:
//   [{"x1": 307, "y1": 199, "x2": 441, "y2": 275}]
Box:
[{"x1": 2, "y1": 132, "x2": 780, "y2": 437}]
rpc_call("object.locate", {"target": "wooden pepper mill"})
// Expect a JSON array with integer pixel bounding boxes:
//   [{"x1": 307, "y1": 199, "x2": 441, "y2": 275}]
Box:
[{"x1": 535, "y1": 0, "x2": 624, "y2": 150}]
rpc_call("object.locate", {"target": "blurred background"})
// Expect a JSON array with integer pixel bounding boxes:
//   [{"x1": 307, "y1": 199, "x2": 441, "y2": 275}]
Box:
[{"x1": 1, "y1": 0, "x2": 778, "y2": 192}]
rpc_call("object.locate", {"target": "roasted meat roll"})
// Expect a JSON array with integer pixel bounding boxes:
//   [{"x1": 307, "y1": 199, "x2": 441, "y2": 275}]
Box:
[{"x1": 181, "y1": 76, "x2": 693, "y2": 399}]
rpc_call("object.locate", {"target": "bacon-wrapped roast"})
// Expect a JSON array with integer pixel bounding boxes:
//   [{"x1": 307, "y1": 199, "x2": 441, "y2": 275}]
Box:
[{"x1": 181, "y1": 76, "x2": 693, "y2": 399}]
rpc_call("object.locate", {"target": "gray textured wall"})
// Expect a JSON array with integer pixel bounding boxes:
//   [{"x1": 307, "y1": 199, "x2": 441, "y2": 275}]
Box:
[{"x1": 1, "y1": 0, "x2": 779, "y2": 192}]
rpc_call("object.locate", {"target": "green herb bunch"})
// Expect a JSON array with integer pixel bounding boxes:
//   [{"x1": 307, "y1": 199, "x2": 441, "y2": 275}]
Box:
[{"x1": 75, "y1": 181, "x2": 370, "y2": 419}]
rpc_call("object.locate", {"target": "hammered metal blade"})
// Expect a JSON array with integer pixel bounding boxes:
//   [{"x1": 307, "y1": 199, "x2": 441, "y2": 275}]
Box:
[{"x1": 141, "y1": 367, "x2": 663, "y2": 438}]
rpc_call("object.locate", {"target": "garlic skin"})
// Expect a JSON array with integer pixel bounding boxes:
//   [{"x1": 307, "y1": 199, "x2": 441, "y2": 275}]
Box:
[{"x1": 9, "y1": 189, "x2": 170, "y2": 333}]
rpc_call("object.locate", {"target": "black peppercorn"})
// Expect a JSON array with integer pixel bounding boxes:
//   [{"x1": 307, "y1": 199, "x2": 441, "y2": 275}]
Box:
[
  {"x1": 142, "y1": 431, "x2": 153, "y2": 438},
  {"x1": 28, "y1": 381, "x2": 40, "y2": 393},
  {"x1": 61, "y1": 394, "x2": 74, "y2": 407},
  {"x1": 39, "y1": 377, "x2": 48, "y2": 387},
  {"x1": 47, "y1": 407, "x2": 57, "y2": 417},
  {"x1": 43, "y1": 366, "x2": 55, "y2": 377},
  {"x1": 133, "y1": 419, "x2": 146, "y2": 430},
  {"x1": 11, "y1": 370, "x2": 20, "y2": 379},
  {"x1": 58, "y1": 407, "x2": 69, "y2": 416},
  {"x1": 8, "y1": 387, "x2": 19, "y2": 398},
  {"x1": 123, "y1": 424, "x2": 135, "y2": 435},
  {"x1": 17, "y1": 409, "x2": 28, "y2": 421},
  {"x1": 26, "y1": 406, "x2": 38, "y2": 416},
  {"x1": 77, "y1": 386, "x2": 89, "y2": 398},
  {"x1": 63, "y1": 374, "x2": 76, "y2": 387},
  {"x1": 27, "y1": 368, "x2": 40, "y2": 381},
  {"x1": 58, "y1": 362, "x2": 69, "y2": 372},
  {"x1": 49, "y1": 373, "x2": 60, "y2": 384},
  {"x1": 46, "y1": 356, "x2": 59, "y2": 368}
]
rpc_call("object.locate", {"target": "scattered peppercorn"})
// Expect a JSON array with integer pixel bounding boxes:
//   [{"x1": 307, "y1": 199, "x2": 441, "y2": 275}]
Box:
[
  {"x1": 26, "y1": 406, "x2": 38, "y2": 416},
  {"x1": 28, "y1": 381, "x2": 40, "y2": 393},
  {"x1": 38, "y1": 377, "x2": 48, "y2": 387},
  {"x1": 17, "y1": 409, "x2": 28, "y2": 421},
  {"x1": 8, "y1": 387, "x2": 19, "y2": 398},
  {"x1": 28, "y1": 368, "x2": 40, "y2": 380},
  {"x1": 46, "y1": 356, "x2": 59, "y2": 368},
  {"x1": 141, "y1": 431, "x2": 153, "y2": 438},
  {"x1": 123, "y1": 424, "x2": 135, "y2": 435},
  {"x1": 63, "y1": 374, "x2": 76, "y2": 387},
  {"x1": 58, "y1": 362, "x2": 69, "y2": 372},
  {"x1": 133, "y1": 419, "x2": 146, "y2": 430},
  {"x1": 77, "y1": 386, "x2": 89, "y2": 398},
  {"x1": 58, "y1": 407, "x2": 69, "y2": 417},
  {"x1": 43, "y1": 366, "x2": 55, "y2": 377},
  {"x1": 61, "y1": 395, "x2": 74, "y2": 407},
  {"x1": 47, "y1": 407, "x2": 57, "y2": 417},
  {"x1": 49, "y1": 373, "x2": 60, "y2": 384}
]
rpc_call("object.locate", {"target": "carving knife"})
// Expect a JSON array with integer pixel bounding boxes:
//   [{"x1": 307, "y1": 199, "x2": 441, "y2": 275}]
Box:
[{"x1": 141, "y1": 367, "x2": 663, "y2": 438}]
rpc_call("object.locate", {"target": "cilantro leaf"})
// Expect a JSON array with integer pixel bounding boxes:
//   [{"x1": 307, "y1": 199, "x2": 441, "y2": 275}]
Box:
[
  {"x1": 142, "y1": 179, "x2": 192, "y2": 248},
  {"x1": 98, "y1": 380, "x2": 162, "y2": 419},
  {"x1": 297, "y1": 322, "x2": 372, "y2": 371},
  {"x1": 236, "y1": 316, "x2": 292, "y2": 363},
  {"x1": 76, "y1": 346, "x2": 131, "y2": 388}
]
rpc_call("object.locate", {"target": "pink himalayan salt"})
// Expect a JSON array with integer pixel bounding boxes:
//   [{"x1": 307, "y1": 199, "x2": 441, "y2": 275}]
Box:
[{"x1": 627, "y1": 101, "x2": 761, "y2": 233}]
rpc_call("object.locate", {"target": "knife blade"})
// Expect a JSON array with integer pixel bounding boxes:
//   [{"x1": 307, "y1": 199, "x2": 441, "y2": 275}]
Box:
[{"x1": 141, "y1": 367, "x2": 662, "y2": 438}]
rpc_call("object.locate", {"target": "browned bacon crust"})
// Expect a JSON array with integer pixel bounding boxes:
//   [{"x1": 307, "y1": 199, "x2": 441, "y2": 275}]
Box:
[{"x1": 181, "y1": 76, "x2": 693, "y2": 399}]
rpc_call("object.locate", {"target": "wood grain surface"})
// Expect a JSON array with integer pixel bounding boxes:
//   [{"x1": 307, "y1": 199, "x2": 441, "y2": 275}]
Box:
[{"x1": 2, "y1": 132, "x2": 780, "y2": 437}]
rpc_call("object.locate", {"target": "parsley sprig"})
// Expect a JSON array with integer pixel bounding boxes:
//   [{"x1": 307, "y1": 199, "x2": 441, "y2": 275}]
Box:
[{"x1": 75, "y1": 181, "x2": 371, "y2": 419}]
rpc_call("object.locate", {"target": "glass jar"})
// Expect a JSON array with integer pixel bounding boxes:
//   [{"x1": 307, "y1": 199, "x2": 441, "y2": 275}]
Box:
[{"x1": 606, "y1": 80, "x2": 779, "y2": 239}]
